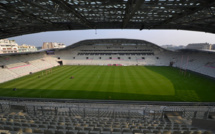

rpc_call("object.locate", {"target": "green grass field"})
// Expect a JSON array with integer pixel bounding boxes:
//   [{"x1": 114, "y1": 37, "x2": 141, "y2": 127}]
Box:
[{"x1": 0, "y1": 65, "x2": 215, "y2": 102}]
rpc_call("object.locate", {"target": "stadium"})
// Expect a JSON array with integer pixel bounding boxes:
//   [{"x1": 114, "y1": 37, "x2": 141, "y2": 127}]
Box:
[
  {"x1": 1, "y1": 38, "x2": 215, "y2": 102},
  {"x1": 0, "y1": 0, "x2": 215, "y2": 134}
]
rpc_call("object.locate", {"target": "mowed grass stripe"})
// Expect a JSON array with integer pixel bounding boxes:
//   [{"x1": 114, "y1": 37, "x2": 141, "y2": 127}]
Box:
[
  {"x1": 112, "y1": 66, "x2": 122, "y2": 98},
  {"x1": 107, "y1": 67, "x2": 115, "y2": 93},
  {"x1": 58, "y1": 66, "x2": 101, "y2": 99},
  {"x1": 0, "y1": 65, "x2": 215, "y2": 101},
  {"x1": 139, "y1": 67, "x2": 167, "y2": 95},
  {"x1": 3, "y1": 65, "x2": 67, "y2": 88},
  {"x1": 146, "y1": 67, "x2": 174, "y2": 95},
  {"x1": 1, "y1": 66, "x2": 84, "y2": 97},
  {"x1": 132, "y1": 67, "x2": 149, "y2": 93},
  {"x1": 135, "y1": 67, "x2": 149, "y2": 87},
  {"x1": 44, "y1": 66, "x2": 86, "y2": 90},
  {"x1": 69, "y1": 66, "x2": 101, "y2": 99},
  {"x1": 44, "y1": 66, "x2": 91, "y2": 98},
  {"x1": 119, "y1": 67, "x2": 133, "y2": 100},
  {"x1": 138, "y1": 67, "x2": 155, "y2": 93},
  {"x1": 126, "y1": 67, "x2": 142, "y2": 93},
  {"x1": 55, "y1": 66, "x2": 86, "y2": 89},
  {"x1": 70, "y1": 66, "x2": 98, "y2": 91},
  {"x1": 23, "y1": 66, "x2": 76, "y2": 89},
  {"x1": 5, "y1": 66, "x2": 66, "y2": 90},
  {"x1": 6, "y1": 66, "x2": 75, "y2": 97},
  {"x1": 93, "y1": 66, "x2": 113, "y2": 99},
  {"x1": 85, "y1": 66, "x2": 107, "y2": 98},
  {"x1": 62, "y1": 66, "x2": 93, "y2": 91},
  {"x1": 39, "y1": 66, "x2": 90, "y2": 98},
  {"x1": 0, "y1": 66, "x2": 67, "y2": 97}
]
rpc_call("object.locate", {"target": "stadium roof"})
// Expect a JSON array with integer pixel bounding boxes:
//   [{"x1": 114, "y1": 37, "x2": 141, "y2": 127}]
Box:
[
  {"x1": 0, "y1": 0, "x2": 215, "y2": 39},
  {"x1": 66, "y1": 38, "x2": 167, "y2": 51}
]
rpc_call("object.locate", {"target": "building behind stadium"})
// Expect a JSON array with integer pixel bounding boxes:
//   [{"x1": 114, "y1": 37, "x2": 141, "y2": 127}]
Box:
[
  {"x1": 186, "y1": 43, "x2": 212, "y2": 50},
  {"x1": 0, "y1": 39, "x2": 37, "y2": 54},
  {"x1": 0, "y1": 39, "x2": 18, "y2": 54},
  {"x1": 42, "y1": 42, "x2": 66, "y2": 49},
  {"x1": 18, "y1": 44, "x2": 37, "y2": 52}
]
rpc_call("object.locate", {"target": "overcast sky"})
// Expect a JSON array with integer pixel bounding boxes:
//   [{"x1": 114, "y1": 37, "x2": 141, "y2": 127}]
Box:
[{"x1": 8, "y1": 29, "x2": 215, "y2": 47}]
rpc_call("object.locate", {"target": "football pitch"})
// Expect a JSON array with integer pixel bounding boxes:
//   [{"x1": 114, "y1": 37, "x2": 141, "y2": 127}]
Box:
[{"x1": 0, "y1": 65, "x2": 215, "y2": 102}]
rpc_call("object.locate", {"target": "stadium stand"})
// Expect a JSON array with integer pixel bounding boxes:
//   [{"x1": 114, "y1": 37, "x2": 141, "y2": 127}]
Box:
[
  {"x1": 0, "y1": 68, "x2": 18, "y2": 83},
  {"x1": 56, "y1": 39, "x2": 173, "y2": 67},
  {"x1": 0, "y1": 101, "x2": 214, "y2": 134},
  {"x1": 0, "y1": 52, "x2": 60, "y2": 83},
  {"x1": 174, "y1": 50, "x2": 215, "y2": 78}
]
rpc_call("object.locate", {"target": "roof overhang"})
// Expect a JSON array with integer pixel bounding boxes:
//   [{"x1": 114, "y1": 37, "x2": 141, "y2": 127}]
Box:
[{"x1": 1, "y1": 0, "x2": 215, "y2": 38}]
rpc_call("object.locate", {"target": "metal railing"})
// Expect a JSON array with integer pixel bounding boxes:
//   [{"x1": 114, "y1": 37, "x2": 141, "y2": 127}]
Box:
[{"x1": 1, "y1": 102, "x2": 214, "y2": 121}]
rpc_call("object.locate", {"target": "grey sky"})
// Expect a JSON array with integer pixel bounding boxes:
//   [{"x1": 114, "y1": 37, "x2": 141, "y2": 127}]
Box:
[{"x1": 9, "y1": 29, "x2": 215, "y2": 47}]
